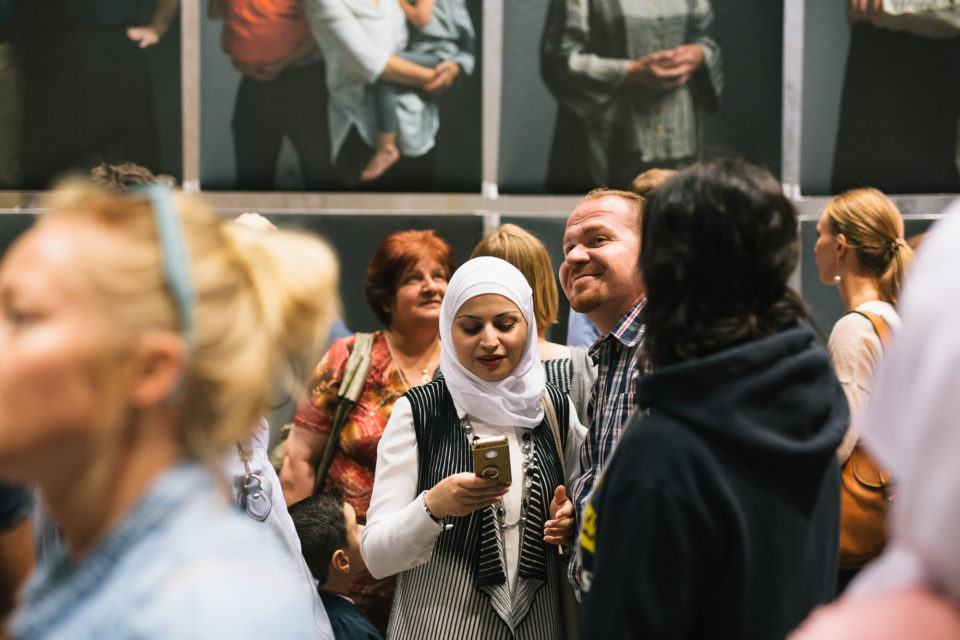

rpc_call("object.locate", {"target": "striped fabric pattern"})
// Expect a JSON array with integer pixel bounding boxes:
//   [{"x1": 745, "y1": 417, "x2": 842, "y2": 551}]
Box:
[
  {"x1": 387, "y1": 380, "x2": 569, "y2": 639},
  {"x1": 541, "y1": 359, "x2": 573, "y2": 398}
]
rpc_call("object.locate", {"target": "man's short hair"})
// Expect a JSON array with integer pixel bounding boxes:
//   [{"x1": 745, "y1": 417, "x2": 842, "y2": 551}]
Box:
[
  {"x1": 288, "y1": 489, "x2": 348, "y2": 585},
  {"x1": 577, "y1": 188, "x2": 645, "y2": 239}
]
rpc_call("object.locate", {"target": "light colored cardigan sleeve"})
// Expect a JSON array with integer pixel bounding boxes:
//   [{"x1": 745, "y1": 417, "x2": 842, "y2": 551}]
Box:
[
  {"x1": 303, "y1": 0, "x2": 392, "y2": 84},
  {"x1": 828, "y1": 313, "x2": 884, "y2": 463},
  {"x1": 360, "y1": 396, "x2": 444, "y2": 580},
  {"x1": 543, "y1": 0, "x2": 631, "y2": 88},
  {"x1": 564, "y1": 396, "x2": 587, "y2": 486}
]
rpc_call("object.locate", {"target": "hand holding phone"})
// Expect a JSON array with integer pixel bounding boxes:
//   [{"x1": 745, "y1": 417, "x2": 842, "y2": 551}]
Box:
[{"x1": 424, "y1": 472, "x2": 508, "y2": 519}]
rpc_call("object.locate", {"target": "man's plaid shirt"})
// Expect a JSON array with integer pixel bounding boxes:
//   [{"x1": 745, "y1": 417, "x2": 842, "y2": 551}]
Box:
[{"x1": 570, "y1": 298, "x2": 646, "y2": 526}]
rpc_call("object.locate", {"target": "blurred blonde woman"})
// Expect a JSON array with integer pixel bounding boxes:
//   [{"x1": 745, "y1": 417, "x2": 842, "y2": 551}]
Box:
[
  {"x1": 472, "y1": 223, "x2": 597, "y2": 423},
  {"x1": 0, "y1": 181, "x2": 338, "y2": 637}
]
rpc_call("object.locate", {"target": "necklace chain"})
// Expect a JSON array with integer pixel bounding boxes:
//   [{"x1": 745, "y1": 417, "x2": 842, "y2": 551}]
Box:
[
  {"x1": 385, "y1": 334, "x2": 439, "y2": 390},
  {"x1": 460, "y1": 416, "x2": 533, "y2": 533}
]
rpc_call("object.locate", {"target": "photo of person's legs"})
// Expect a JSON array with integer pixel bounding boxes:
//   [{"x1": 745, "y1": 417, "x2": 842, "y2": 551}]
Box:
[
  {"x1": 360, "y1": 82, "x2": 402, "y2": 183},
  {"x1": 361, "y1": 50, "x2": 444, "y2": 184}
]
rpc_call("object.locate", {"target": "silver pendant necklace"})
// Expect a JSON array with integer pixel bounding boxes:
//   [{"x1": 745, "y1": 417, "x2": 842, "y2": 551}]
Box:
[{"x1": 460, "y1": 415, "x2": 534, "y2": 532}]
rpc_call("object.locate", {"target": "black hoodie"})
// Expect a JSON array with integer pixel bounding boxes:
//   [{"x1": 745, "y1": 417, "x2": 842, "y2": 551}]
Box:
[{"x1": 577, "y1": 324, "x2": 848, "y2": 640}]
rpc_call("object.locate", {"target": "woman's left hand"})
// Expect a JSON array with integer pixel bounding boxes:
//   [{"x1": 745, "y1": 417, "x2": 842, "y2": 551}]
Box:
[
  {"x1": 544, "y1": 485, "x2": 575, "y2": 545},
  {"x1": 424, "y1": 61, "x2": 461, "y2": 95}
]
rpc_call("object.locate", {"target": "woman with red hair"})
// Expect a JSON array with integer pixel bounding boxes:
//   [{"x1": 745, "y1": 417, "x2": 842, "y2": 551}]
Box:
[{"x1": 280, "y1": 228, "x2": 454, "y2": 633}]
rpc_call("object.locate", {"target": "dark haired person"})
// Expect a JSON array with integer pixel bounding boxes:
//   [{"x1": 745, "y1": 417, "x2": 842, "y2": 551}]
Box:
[
  {"x1": 577, "y1": 159, "x2": 848, "y2": 639},
  {"x1": 280, "y1": 228, "x2": 454, "y2": 633},
  {"x1": 290, "y1": 490, "x2": 382, "y2": 640},
  {"x1": 90, "y1": 162, "x2": 177, "y2": 191}
]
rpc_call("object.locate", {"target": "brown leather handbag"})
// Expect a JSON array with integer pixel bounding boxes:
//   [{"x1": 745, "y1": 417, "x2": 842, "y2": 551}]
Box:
[
  {"x1": 838, "y1": 310, "x2": 895, "y2": 571},
  {"x1": 839, "y1": 443, "x2": 894, "y2": 569}
]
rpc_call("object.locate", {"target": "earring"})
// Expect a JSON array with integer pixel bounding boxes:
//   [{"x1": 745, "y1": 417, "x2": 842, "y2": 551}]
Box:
[{"x1": 833, "y1": 274, "x2": 842, "y2": 285}]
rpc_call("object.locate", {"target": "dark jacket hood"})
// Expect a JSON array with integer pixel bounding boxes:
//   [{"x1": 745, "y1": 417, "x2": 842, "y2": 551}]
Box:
[{"x1": 636, "y1": 323, "x2": 848, "y2": 479}]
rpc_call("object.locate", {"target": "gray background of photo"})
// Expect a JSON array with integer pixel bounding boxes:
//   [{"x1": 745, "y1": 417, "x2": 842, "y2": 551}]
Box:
[{"x1": 497, "y1": 0, "x2": 785, "y2": 193}]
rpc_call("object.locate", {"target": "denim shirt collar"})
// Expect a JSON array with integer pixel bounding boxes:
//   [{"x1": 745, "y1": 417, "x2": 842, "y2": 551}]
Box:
[{"x1": 14, "y1": 463, "x2": 213, "y2": 636}]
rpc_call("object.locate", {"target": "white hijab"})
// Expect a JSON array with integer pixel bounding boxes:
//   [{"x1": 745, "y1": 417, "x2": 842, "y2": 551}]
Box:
[
  {"x1": 849, "y1": 200, "x2": 960, "y2": 601},
  {"x1": 439, "y1": 257, "x2": 545, "y2": 428}
]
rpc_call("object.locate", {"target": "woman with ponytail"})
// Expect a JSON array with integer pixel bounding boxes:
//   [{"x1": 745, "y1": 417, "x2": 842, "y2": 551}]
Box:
[
  {"x1": 814, "y1": 188, "x2": 914, "y2": 462},
  {"x1": 0, "y1": 181, "x2": 339, "y2": 638},
  {"x1": 814, "y1": 187, "x2": 915, "y2": 591}
]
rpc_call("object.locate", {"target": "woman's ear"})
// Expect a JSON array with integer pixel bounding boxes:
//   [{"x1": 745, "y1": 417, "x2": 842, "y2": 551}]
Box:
[
  {"x1": 127, "y1": 330, "x2": 187, "y2": 407},
  {"x1": 330, "y1": 548, "x2": 351, "y2": 575},
  {"x1": 836, "y1": 233, "x2": 850, "y2": 258}
]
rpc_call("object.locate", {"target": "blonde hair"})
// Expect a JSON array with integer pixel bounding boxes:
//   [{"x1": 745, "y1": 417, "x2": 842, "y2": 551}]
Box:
[
  {"x1": 42, "y1": 180, "x2": 340, "y2": 461},
  {"x1": 471, "y1": 224, "x2": 558, "y2": 332},
  {"x1": 825, "y1": 188, "x2": 914, "y2": 303}
]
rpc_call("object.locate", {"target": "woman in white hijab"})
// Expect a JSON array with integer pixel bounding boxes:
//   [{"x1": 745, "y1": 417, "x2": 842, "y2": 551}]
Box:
[
  {"x1": 361, "y1": 256, "x2": 585, "y2": 639},
  {"x1": 791, "y1": 203, "x2": 960, "y2": 639}
]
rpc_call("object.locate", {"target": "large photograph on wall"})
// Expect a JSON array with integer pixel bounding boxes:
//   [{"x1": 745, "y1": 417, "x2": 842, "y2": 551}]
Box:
[
  {"x1": 499, "y1": 0, "x2": 783, "y2": 194},
  {"x1": 201, "y1": 0, "x2": 482, "y2": 193},
  {"x1": 3, "y1": 0, "x2": 183, "y2": 191},
  {"x1": 800, "y1": 1, "x2": 960, "y2": 196}
]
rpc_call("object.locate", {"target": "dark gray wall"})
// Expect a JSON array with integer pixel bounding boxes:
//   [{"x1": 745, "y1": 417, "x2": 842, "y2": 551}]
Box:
[
  {"x1": 799, "y1": 0, "x2": 849, "y2": 196},
  {"x1": 262, "y1": 213, "x2": 485, "y2": 331},
  {"x1": 498, "y1": 0, "x2": 784, "y2": 193},
  {"x1": 148, "y1": 15, "x2": 183, "y2": 182}
]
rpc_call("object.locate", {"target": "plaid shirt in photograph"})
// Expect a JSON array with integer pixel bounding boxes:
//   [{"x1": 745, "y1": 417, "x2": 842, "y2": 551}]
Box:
[{"x1": 570, "y1": 298, "x2": 646, "y2": 527}]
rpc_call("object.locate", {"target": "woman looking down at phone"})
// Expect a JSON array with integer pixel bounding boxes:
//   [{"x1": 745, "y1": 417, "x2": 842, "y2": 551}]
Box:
[{"x1": 361, "y1": 256, "x2": 585, "y2": 638}]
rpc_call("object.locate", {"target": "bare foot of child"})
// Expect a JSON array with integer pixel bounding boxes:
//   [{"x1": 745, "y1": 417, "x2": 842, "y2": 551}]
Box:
[{"x1": 360, "y1": 143, "x2": 401, "y2": 183}]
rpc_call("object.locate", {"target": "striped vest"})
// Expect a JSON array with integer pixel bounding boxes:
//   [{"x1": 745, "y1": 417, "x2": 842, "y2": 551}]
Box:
[{"x1": 387, "y1": 379, "x2": 569, "y2": 640}]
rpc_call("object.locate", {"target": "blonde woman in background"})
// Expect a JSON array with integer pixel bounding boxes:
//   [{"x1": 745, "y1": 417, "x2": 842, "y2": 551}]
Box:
[
  {"x1": 814, "y1": 187, "x2": 914, "y2": 591},
  {"x1": 472, "y1": 223, "x2": 597, "y2": 424},
  {"x1": 0, "y1": 181, "x2": 338, "y2": 637},
  {"x1": 791, "y1": 204, "x2": 960, "y2": 640},
  {"x1": 814, "y1": 188, "x2": 913, "y2": 463}
]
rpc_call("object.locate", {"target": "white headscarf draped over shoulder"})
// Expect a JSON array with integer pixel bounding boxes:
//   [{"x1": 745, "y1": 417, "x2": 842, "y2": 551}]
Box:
[
  {"x1": 849, "y1": 200, "x2": 960, "y2": 601},
  {"x1": 439, "y1": 257, "x2": 545, "y2": 428}
]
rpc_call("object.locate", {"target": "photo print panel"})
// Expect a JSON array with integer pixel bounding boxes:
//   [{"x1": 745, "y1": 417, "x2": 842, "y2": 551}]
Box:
[
  {"x1": 201, "y1": 0, "x2": 482, "y2": 193},
  {"x1": 499, "y1": 0, "x2": 783, "y2": 194},
  {"x1": 801, "y1": 0, "x2": 960, "y2": 195}
]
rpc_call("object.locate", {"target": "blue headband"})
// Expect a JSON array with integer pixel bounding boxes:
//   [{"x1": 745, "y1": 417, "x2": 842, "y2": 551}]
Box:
[{"x1": 138, "y1": 182, "x2": 196, "y2": 353}]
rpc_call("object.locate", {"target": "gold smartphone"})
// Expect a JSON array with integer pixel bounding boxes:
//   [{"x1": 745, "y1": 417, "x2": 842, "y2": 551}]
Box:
[{"x1": 471, "y1": 436, "x2": 512, "y2": 486}]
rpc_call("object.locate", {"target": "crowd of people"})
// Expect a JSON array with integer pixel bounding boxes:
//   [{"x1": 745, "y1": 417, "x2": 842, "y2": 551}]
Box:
[{"x1": 1, "y1": 154, "x2": 959, "y2": 640}]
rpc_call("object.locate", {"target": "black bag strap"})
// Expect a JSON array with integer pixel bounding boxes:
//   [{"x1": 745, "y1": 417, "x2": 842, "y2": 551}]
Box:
[{"x1": 313, "y1": 332, "x2": 375, "y2": 494}]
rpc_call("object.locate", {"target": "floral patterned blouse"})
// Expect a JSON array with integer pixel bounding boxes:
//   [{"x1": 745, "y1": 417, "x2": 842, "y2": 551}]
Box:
[{"x1": 294, "y1": 330, "x2": 406, "y2": 518}]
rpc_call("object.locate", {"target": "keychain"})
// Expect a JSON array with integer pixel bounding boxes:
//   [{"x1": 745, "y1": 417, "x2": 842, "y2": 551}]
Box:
[{"x1": 236, "y1": 443, "x2": 272, "y2": 522}]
